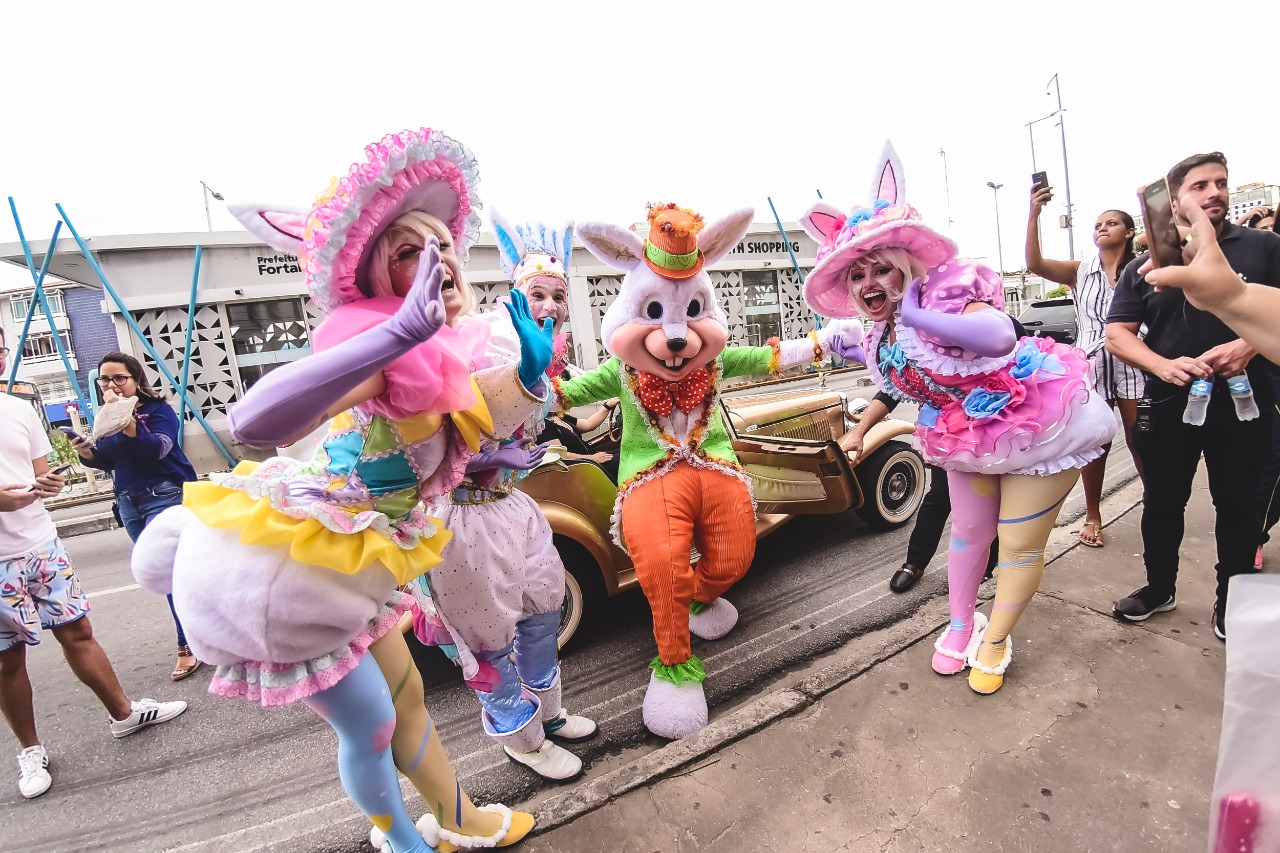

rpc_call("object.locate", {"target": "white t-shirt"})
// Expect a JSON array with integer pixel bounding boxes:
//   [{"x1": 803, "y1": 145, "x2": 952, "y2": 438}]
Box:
[{"x1": 0, "y1": 394, "x2": 58, "y2": 559}]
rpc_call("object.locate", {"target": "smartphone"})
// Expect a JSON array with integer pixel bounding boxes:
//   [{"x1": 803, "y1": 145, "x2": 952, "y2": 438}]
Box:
[
  {"x1": 1137, "y1": 178, "x2": 1184, "y2": 269},
  {"x1": 28, "y1": 464, "x2": 74, "y2": 491},
  {"x1": 58, "y1": 426, "x2": 84, "y2": 442},
  {"x1": 1031, "y1": 171, "x2": 1049, "y2": 192}
]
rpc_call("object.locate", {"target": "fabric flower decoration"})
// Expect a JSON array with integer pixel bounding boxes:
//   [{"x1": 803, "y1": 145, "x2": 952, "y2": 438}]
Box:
[
  {"x1": 1010, "y1": 337, "x2": 1066, "y2": 380},
  {"x1": 878, "y1": 342, "x2": 908, "y2": 372},
  {"x1": 962, "y1": 387, "x2": 1013, "y2": 420},
  {"x1": 917, "y1": 403, "x2": 940, "y2": 429}
]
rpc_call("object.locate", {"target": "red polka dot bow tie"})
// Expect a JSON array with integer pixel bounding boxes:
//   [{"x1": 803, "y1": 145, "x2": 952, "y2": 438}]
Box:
[{"x1": 636, "y1": 368, "x2": 712, "y2": 417}]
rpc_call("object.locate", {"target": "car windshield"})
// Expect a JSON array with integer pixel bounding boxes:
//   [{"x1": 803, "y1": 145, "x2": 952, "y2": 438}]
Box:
[{"x1": 1017, "y1": 301, "x2": 1075, "y2": 325}]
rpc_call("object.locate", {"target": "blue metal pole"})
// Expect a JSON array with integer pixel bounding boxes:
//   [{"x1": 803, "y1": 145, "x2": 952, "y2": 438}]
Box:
[
  {"x1": 177, "y1": 245, "x2": 204, "y2": 442},
  {"x1": 5, "y1": 220, "x2": 61, "y2": 391},
  {"x1": 766, "y1": 196, "x2": 821, "y2": 330},
  {"x1": 55, "y1": 204, "x2": 237, "y2": 467},
  {"x1": 7, "y1": 200, "x2": 93, "y2": 419},
  {"x1": 816, "y1": 189, "x2": 824, "y2": 199}
]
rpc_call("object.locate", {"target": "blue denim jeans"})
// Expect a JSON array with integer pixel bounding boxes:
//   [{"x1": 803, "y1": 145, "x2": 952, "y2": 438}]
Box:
[{"x1": 117, "y1": 482, "x2": 188, "y2": 647}]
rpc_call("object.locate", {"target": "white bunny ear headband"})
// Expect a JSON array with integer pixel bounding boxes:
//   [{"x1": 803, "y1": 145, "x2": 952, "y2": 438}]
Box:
[
  {"x1": 491, "y1": 209, "x2": 574, "y2": 290},
  {"x1": 797, "y1": 140, "x2": 957, "y2": 319}
]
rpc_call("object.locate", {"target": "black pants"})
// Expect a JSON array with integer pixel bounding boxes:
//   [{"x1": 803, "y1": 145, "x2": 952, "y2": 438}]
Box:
[
  {"x1": 906, "y1": 464, "x2": 999, "y2": 573},
  {"x1": 1134, "y1": 386, "x2": 1270, "y2": 605},
  {"x1": 1256, "y1": 372, "x2": 1280, "y2": 546}
]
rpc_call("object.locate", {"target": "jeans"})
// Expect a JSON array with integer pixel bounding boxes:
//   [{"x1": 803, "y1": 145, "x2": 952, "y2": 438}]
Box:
[
  {"x1": 1133, "y1": 385, "x2": 1270, "y2": 606},
  {"x1": 905, "y1": 465, "x2": 999, "y2": 574},
  {"x1": 117, "y1": 482, "x2": 188, "y2": 647}
]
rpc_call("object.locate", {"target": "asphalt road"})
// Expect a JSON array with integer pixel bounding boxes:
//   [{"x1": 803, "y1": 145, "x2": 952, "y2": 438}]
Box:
[{"x1": 0, "y1": 372, "x2": 1140, "y2": 853}]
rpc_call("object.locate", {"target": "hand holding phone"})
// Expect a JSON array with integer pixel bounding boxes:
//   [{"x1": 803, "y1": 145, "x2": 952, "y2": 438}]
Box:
[
  {"x1": 1031, "y1": 171, "x2": 1049, "y2": 192},
  {"x1": 28, "y1": 464, "x2": 74, "y2": 492},
  {"x1": 1138, "y1": 178, "x2": 1185, "y2": 270}
]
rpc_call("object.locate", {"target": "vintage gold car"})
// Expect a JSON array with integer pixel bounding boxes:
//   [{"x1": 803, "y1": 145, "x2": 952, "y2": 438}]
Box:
[{"x1": 516, "y1": 383, "x2": 926, "y2": 648}]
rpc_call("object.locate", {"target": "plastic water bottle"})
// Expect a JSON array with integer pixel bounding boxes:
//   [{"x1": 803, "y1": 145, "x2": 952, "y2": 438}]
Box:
[
  {"x1": 1183, "y1": 378, "x2": 1213, "y2": 426},
  {"x1": 1228, "y1": 374, "x2": 1260, "y2": 421}
]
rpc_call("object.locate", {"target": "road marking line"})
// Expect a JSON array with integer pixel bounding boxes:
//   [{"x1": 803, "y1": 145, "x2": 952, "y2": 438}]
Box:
[{"x1": 88, "y1": 583, "x2": 141, "y2": 597}]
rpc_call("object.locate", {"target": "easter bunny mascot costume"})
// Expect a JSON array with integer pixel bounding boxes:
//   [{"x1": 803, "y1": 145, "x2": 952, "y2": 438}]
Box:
[{"x1": 558, "y1": 203, "x2": 857, "y2": 739}]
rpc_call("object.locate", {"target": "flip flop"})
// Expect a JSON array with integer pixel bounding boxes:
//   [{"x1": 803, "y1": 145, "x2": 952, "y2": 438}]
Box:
[{"x1": 1079, "y1": 520, "x2": 1104, "y2": 548}]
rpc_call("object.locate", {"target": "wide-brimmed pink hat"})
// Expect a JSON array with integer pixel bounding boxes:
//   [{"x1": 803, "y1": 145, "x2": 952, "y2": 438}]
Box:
[{"x1": 799, "y1": 142, "x2": 957, "y2": 319}]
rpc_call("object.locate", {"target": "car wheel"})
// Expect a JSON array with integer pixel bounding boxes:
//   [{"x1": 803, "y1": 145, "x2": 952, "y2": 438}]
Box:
[
  {"x1": 854, "y1": 440, "x2": 926, "y2": 530},
  {"x1": 556, "y1": 537, "x2": 606, "y2": 651}
]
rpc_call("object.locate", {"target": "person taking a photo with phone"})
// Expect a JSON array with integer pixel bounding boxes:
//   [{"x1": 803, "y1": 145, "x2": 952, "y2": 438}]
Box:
[
  {"x1": 1105, "y1": 152, "x2": 1280, "y2": 640},
  {"x1": 1025, "y1": 177, "x2": 1146, "y2": 548},
  {"x1": 69, "y1": 353, "x2": 200, "y2": 681}
]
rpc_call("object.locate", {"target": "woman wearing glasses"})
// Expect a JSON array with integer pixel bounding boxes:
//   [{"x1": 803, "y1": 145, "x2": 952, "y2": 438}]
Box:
[{"x1": 70, "y1": 353, "x2": 200, "y2": 681}]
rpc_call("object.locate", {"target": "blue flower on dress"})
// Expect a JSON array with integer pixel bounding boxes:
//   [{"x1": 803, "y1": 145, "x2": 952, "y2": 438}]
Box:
[
  {"x1": 879, "y1": 342, "x2": 908, "y2": 372},
  {"x1": 917, "y1": 404, "x2": 940, "y2": 428},
  {"x1": 962, "y1": 387, "x2": 1013, "y2": 420},
  {"x1": 1009, "y1": 339, "x2": 1065, "y2": 380}
]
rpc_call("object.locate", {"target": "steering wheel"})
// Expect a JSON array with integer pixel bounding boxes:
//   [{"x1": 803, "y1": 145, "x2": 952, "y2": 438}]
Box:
[{"x1": 607, "y1": 404, "x2": 624, "y2": 443}]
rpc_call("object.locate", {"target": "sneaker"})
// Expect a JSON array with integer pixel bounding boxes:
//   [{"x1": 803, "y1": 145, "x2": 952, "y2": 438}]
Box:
[
  {"x1": 1113, "y1": 587, "x2": 1177, "y2": 622},
  {"x1": 1255, "y1": 546, "x2": 1265, "y2": 571},
  {"x1": 503, "y1": 739, "x2": 583, "y2": 782},
  {"x1": 17, "y1": 745, "x2": 51, "y2": 799},
  {"x1": 109, "y1": 698, "x2": 188, "y2": 738},
  {"x1": 1212, "y1": 602, "x2": 1226, "y2": 642}
]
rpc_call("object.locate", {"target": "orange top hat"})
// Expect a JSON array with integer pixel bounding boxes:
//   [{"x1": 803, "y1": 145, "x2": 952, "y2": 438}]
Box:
[{"x1": 643, "y1": 203, "x2": 706, "y2": 280}]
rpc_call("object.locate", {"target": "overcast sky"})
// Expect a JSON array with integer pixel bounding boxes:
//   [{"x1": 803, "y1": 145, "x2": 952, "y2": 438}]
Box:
[{"x1": 1, "y1": 0, "x2": 1274, "y2": 291}]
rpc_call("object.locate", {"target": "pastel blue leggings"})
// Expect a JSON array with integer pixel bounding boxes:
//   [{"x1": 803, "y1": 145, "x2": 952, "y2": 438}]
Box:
[
  {"x1": 476, "y1": 610, "x2": 560, "y2": 733},
  {"x1": 302, "y1": 654, "x2": 432, "y2": 853}
]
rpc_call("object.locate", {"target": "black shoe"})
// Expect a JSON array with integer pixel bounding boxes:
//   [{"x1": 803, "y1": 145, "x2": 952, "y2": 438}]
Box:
[
  {"x1": 889, "y1": 563, "x2": 924, "y2": 593},
  {"x1": 1113, "y1": 586, "x2": 1177, "y2": 622},
  {"x1": 1211, "y1": 601, "x2": 1226, "y2": 641}
]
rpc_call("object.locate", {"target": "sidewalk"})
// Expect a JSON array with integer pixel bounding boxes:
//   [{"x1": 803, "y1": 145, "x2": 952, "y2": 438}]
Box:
[{"x1": 519, "y1": 476, "x2": 1233, "y2": 853}]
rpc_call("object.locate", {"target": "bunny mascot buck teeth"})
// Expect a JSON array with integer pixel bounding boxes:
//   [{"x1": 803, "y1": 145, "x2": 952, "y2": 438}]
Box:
[
  {"x1": 128, "y1": 129, "x2": 547, "y2": 853},
  {"x1": 558, "y1": 204, "x2": 858, "y2": 739}
]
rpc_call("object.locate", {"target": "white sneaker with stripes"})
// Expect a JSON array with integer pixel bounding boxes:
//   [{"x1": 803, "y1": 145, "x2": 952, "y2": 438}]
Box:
[{"x1": 110, "y1": 698, "x2": 188, "y2": 738}]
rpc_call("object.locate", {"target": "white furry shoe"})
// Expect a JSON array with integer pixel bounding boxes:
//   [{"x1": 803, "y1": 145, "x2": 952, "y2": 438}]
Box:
[
  {"x1": 503, "y1": 739, "x2": 583, "y2": 781},
  {"x1": 642, "y1": 672, "x2": 708, "y2": 739},
  {"x1": 688, "y1": 598, "x2": 738, "y2": 640}
]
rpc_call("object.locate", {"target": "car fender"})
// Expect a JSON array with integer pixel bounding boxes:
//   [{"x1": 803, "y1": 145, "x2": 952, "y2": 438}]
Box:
[
  {"x1": 537, "y1": 500, "x2": 626, "y2": 596},
  {"x1": 861, "y1": 418, "x2": 916, "y2": 456}
]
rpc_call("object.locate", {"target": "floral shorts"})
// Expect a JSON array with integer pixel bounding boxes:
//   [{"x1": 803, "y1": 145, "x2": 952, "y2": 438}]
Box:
[{"x1": 0, "y1": 538, "x2": 90, "y2": 651}]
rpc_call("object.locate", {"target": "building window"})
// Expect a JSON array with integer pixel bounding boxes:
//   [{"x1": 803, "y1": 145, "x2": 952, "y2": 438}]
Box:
[
  {"x1": 10, "y1": 291, "x2": 65, "y2": 322},
  {"x1": 21, "y1": 330, "x2": 73, "y2": 361},
  {"x1": 742, "y1": 270, "x2": 782, "y2": 346},
  {"x1": 227, "y1": 298, "x2": 312, "y2": 389}
]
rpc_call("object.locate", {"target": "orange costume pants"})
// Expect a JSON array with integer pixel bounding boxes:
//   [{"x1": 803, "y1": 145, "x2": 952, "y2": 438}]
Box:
[{"x1": 619, "y1": 463, "x2": 756, "y2": 666}]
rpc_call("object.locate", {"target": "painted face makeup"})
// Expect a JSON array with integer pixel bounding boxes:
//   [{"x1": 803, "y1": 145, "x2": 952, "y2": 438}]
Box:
[
  {"x1": 386, "y1": 234, "x2": 466, "y2": 320},
  {"x1": 520, "y1": 275, "x2": 569, "y2": 333},
  {"x1": 846, "y1": 258, "x2": 905, "y2": 322}
]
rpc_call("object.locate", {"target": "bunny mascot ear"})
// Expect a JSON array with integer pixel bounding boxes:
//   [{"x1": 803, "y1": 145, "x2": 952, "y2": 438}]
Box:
[
  {"x1": 699, "y1": 208, "x2": 754, "y2": 267},
  {"x1": 870, "y1": 139, "x2": 905, "y2": 205},
  {"x1": 799, "y1": 201, "x2": 848, "y2": 244},
  {"x1": 489, "y1": 208, "x2": 528, "y2": 281},
  {"x1": 577, "y1": 221, "x2": 646, "y2": 271},
  {"x1": 228, "y1": 202, "x2": 309, "y2": 255}
]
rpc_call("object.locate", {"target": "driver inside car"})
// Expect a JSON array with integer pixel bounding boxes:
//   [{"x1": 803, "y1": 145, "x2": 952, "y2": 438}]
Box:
[{"x1": 537, "y1": 398, "x2": 621, "y2": 483}]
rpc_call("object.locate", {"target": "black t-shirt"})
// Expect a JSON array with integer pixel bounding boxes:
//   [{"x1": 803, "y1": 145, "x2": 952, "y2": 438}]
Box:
[
  {"x1": 1107, "y1": 222, "x2": 1280, "y2": 400},
  {"x1": 537, "y1": 413, "x2": 592, "y2": 455}
]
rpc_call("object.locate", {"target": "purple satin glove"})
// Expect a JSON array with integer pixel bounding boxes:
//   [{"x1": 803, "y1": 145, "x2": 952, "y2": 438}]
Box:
[
  {"x1": 464, "y1": 442, "x2": 548, "y2": 474},
  {"x1": 229, "y1": 239, "x2": 448, "y2": 448},
  {"x1": 828, "y1": 333, "x2": 867, "y2": 365},
  {"x1": 897, "y1": 277, "x2": 1016, "y2": 358}
]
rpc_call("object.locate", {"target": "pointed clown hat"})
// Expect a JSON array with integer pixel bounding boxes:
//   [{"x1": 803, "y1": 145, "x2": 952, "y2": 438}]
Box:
[
  {"x1": 490, "y1": 211, "x2": 575, "y2": 291},
  {"x1": 229, "y1": 128, "x2": 482, "y2": 316},
  {"x1": 799, "y1": 141, "x2": 957, "y2": 319}
]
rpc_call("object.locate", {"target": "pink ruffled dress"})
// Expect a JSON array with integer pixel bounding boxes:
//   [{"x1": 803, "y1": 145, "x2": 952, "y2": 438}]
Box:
[{"x1": 869, "y1": 260, "x2": 1116, "y2": 476}]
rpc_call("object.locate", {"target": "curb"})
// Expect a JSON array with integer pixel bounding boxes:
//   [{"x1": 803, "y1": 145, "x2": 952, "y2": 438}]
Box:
[
  {"x1": 56, "y1": 512, "x2": 116, "y2": 538},
  {"x1": 529, "y1": 476, "x2": 1146, "y2": 834}
]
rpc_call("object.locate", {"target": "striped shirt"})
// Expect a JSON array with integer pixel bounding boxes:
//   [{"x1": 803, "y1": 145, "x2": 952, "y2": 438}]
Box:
[{"x1": 1075, "y1": 255, "x2": 1145, "y2": 400}]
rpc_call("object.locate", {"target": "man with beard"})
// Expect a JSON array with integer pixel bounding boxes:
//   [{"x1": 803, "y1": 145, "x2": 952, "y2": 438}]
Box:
[{"x1": 1106, "y1": 152, "x2": 1280, "y2": 640}]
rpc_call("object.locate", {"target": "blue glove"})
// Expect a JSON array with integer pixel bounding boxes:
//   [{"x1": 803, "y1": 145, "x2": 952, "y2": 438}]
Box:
[{"x1": 504, "y1": 289, "x2": 555, "y2": 389}]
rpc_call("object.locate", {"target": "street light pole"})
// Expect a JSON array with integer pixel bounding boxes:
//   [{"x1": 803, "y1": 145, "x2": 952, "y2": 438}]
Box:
[
  {"x1": 986, "y1": 181, "x2": 1005, "y2": 274},
  {"x1": 200, "y1": 181, "x2": 224, "y2": 232},
  {"x1": 939, "y1": 148, "x2": 954, "y2": 226},
  {"x1": 1047, "y1": 73, "x2": 1076, "y2": 259}
]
